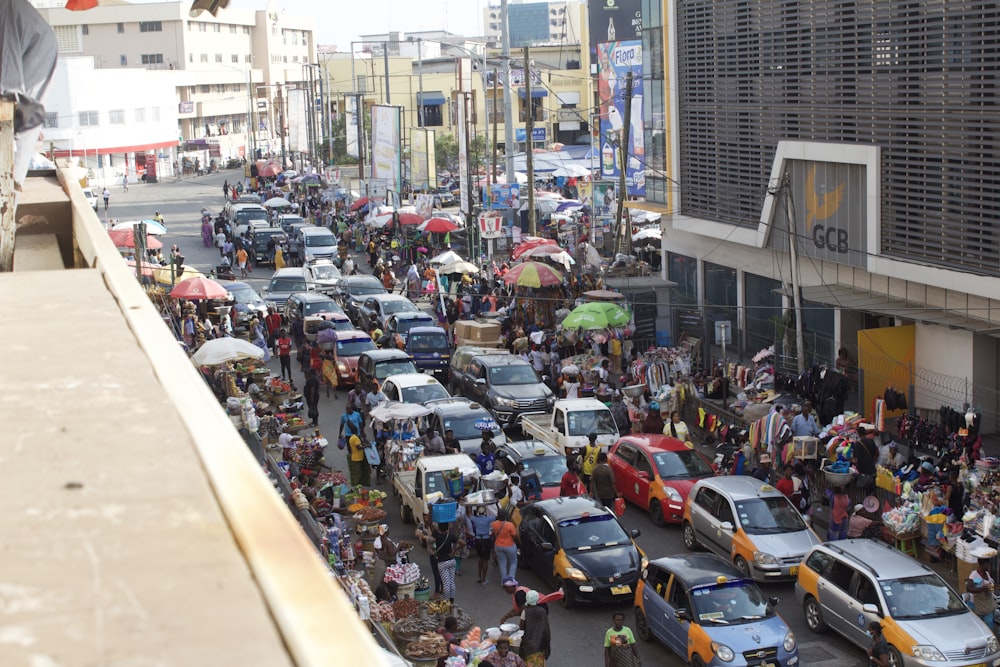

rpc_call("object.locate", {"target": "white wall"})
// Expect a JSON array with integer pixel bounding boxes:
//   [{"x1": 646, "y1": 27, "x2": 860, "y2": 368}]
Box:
[{"x1": 914, "y1": 324, "x2": 974, "y2": 410}]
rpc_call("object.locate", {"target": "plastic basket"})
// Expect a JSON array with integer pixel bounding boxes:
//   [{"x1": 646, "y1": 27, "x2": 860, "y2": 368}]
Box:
[{"x1": 430, "y1": 501, "x2": 458, "y2": 523}]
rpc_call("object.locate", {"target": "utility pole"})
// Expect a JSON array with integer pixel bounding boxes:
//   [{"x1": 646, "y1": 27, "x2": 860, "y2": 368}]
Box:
[
  {"x1": 491, "y1": 68, "x2": 498, "y2": 197},
  {"x1": 418, "y1": 38, "x2": 424, "y2": 127},
  {"x1": 501, "y1": 0, "x2": 515, "y2": 186},
  {"x1": 383, "y1": 43, "x2": 391, "y2": 104},
  {"x1": 356, "y1": 93, "x2": 366, "y2": 197},
  {"x1": 524, "y1": 46, "x2": 536, "y2": 236},
  {"x1": 615, "y1": 72, "x2": 633, "y2": 256},
  {"x1": 784, "y1": 173, "x2": 806, "y2": 374},
  {"x1": 278, "y1": 82, "x2": 287, "y2": 169}
]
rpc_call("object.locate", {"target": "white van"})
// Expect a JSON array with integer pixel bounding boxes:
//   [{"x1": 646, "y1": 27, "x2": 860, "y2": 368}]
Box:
[{"x1": 298, "y1": 226, "x2": 338, "y2": 262}]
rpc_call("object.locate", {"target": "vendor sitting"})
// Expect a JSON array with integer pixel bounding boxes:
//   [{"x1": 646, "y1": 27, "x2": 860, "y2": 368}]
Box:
[
  {"x1": 915, "y1": 460, "x2": 937, "y2": 489},
  {"x1": 847, "y1": 503, "x2": 882, "y2": 539},
  {"x1": 878, "y1": 438, "x2": 906, "y2": 471},
  {"x1": 423, "y1": 429, "x2": 446, "y2": 455}
]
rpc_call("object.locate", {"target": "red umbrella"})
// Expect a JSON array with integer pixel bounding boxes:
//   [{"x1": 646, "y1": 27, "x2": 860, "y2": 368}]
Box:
[
  {"x1": 502, "y1": 261, "x2": 563, "y2": 287},
  {"x1": 517, "y1": 243, "x2": 564, "y2": 259},
  {"x1": 109, "y1": 229, "x2": 163, "y2": 249},
  {"x1": 510, "y1": 236, "x2": 556, "y2": 260},
  {"x1": 397, "y1": 212, "x2": 424, "y2": 226},
  {"x1": 349, "y1": 197, "x2": 370, "y2": 212},
  {"x1": 417, "y1": 217, "x2": 460, "y2": 233},
  {"x1": 259, "y1": 161, "x2": 282, "y2": 178},
  {"x1": 125, "y1": 259, "x2": 156, "y2": 277},
  {"x1": 170, "y1": 277, "x2": 229, "y2": 300}
]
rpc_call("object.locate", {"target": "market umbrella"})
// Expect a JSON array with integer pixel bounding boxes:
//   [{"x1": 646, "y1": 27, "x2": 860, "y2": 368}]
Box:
[
  {"x1": 437, "y1": 260, "x2": 479, "y2": 275},
  {"x1": 170, "y1": 276, "x2": 229, "y2": 300},
  {"x1": 125, "y1": 258, "x2": 156, "y2": 277},
  {"x1": 430, "y1": 250, "x2": 464, "y2": 266},
  {"x1": 517, "y1": 243, "x2": 563, "y2": 259},
  {"x1": 397, "y1": 212, "x2": 424, "y2": 226},
  {"x1": 556, "y1": 200, "x2": 584, "y2": 212},
  {"x1": 418, "y1": 218, "x2": 460, "y2": 234},
  {"x1": 583, "y1": 289, "x2": 626, "y2": 302},
  {"x1": 502, "y1": 261, "x2": 563, "y2": 288},
  {"x1": 112, "y1": 219, "x2": 167, "y2": 235},
  {"x1": 258, "y1": 161, "x2": 283, "y2": 178},
  {"x1": 349, "y1": 197, "x2": 370, "y2": 212},
  {"x1": 534, "y1": 198, "x2": 564, "y2": 215},
  {"x1": 191, "y1": 337, "x2": 264, "y2": 366},
  {"x1": 632, "y1": 227, "x2": 662, "y2": 242},
  {"x1": 631, "y1": 210, "x2": 662, "y2": 224},
  {"x1": 561, "y1": 302, "x2": 631, "y2": 330},
  {"x1": 152, "y1": 265, "x2": 206, "y2": 287},
  {"x1": 511, "y1": 236, "x2": 557, "y2": 260},
  {"x1": 551, "y1": 165, "x2": 591, "y2": 178},
  {"x1": 109, "y1": 229, "x2": 162, "y2": 249},
  {"x1": 264, "y1": 196, "x2": 292, "y2": 208},
  {"x1": 298, "y1": 174, "x2": 326, "y2": 187}
]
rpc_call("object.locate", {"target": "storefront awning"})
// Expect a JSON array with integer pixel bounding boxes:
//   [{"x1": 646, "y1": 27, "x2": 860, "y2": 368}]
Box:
[
  {"x1": 517, "y1": 88, "x2": 548, "y2": 98},
  {"x1": 776, "y1": 284, "x2": 1000, "y2": 337},
  {"x1": 416, "y1": 91, "x2": 446, "y2": 105}
]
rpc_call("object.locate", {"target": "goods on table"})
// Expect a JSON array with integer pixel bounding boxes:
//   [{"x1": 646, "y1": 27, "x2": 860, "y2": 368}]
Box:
[
  {"x1": 405, "y1": 635, "x2": 448, "y2": 660},
  {"x1": 291, "y1": 489, "x2": 310, "y2": 510},
  {"x1": 267, "y1": 377, "x2": 293, "y2": 394},
  {"x1": 426, "y1": 599, "x2": 452, "y2": 616},
  {"x1": 883, "y1": 505, "x2": 920, "y2": 535},
  {"x1": 371, "y1": 601, "x2": 395, "y2": 623},
  {"x1": 392, "y1": 598, "x2": 421, "y2": 619},
  {"x1": 384, "y1": 563, "x2": 421, "y2": 585},
  {"x1": 394, "y1": 613, "x2": 439, "y2": 636},
  {"x1": 353, "y1": 506, "x2": 387, "y2": 522}
]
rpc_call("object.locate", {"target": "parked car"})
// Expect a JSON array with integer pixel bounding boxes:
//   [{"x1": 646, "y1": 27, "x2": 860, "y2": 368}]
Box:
[
  {"x1": 357, "y1": 349, "x2": 417, "y2": 390},
  {"x1": 227, "y1": 203, "x2": 268, "y2": 237},
  {"x1": 283, "y1": 292, "x2": 345, "y2": 325},
  {"x1": 305, "y1": 259, "x2": 341, "y2": 289},
  {"x1": 380, "y1": 373, "x2": 450, "y2": 405},
  {"x1": 277, "y1": 214, "x2": 307, "y2": 235},
  {"x1": 516, "y1": 496, "x2": 645, "y2": 608},
  {"x1": 450, "y1": 353, "x2": 554, "y2": 428},
  {"x1": 357, "y1": 294, "x2": 419, "y2": 332},
  {"x1": 335, "y1": 275, "x2": 387, "y2": 321},
  {"x1": 635, "y1": 553, "x2": 799, "y2": 666},
  {"x1": 215, "y1": 280, "x2": 268, "y2": 327},
  {"x1": 329, "y1": 330, "x2": 377, "y2": 387},
  {"x1": 424, "y1": 397, "x2": 506, "y2": 453},
  {"x1": 682, "y1": 476, "x2": 821, "y2": 582},
  {"x1": 494, "y1": 440, "x2": 567, "y2": 501},
  {"x1": 380, "y1": 312, "x2": 437, "y2": 347},
  {"x1": 304, "y1": 314, "x2": 354, "y2": 342},
  {"x1": 83, "y1": 187, "x2": 98, "y2": 211},
  {"x1": 796, "y1": 539, "x2": 1000, "y2": 667},
  {"x1": 432, "y1": 187, "x2": 455, "y2": 208},
  {"x1": 261, "y1": 267, "x2": 311, "y2": 308},
  {"x1": 608, "y1": 434, "x2": 716, "y2": 526},
  {"x1": 250, "y1": 227, "x2": 287, "y2": 265}
]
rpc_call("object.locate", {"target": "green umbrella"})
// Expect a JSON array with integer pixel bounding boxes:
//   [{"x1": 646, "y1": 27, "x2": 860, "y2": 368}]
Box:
[{"x1": 561, "y1": 302, "x2": 631, "y2": 330}]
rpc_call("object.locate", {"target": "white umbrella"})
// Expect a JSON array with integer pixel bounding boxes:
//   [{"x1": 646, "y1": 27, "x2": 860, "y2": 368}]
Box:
[
  {"x1": 112, "y1": 219, "x2": 167, "y2": 235},
  {"x1": 191, "y1": 337, "x2": 264, "y2": 366},
  {"x1": 535, "y1": 198, "x2": 564, "y2": 215},
  {"x1": 551, "y1": 164, "x2": 592, "y2": 178},
  {"x1": 437, "y1": 260, "x2": 479, "y2": 275},
  {"x1": 369, "y1": 401, "x2": 433, "y2": 423},
  {"x1": 264, "y1": 196, "x2": 292, "y2": 208},
  {"x1": 632, "y1": 228, "x2": 662, "y2": 242},
  {"x1": 631, "y1": 209, "x2": 662, "y2": 223},
  {"x1": 429, "y1": 250, "x2": 465, "y2": 266},
  {"x1": 366, "y1": 217, "x2": 390, "y2": 229}
]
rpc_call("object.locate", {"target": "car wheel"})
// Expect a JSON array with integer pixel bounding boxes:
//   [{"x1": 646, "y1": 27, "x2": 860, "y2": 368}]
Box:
[
  {"x1": 682, "y1": 521, "x2": 700, "y2": 551},
  {"x1": 887, "y1": 646, "x2": 904, "y2": 667},
  {"x1": 803, "y1": 595, "x2": 827, "y2": 633},
  {"x1": 649, "y1": 500, "x2": 666, "y2": 527},
  {"x1": 399, "y1": 502, "x2": 413, "y2": 524},
  {"x1": 734, "y1": 556, "x2": 750, "y2": 578},
  {"x1": 690, "y1": 655, "x2": 706, "y2": 667},
  {"x1": 634, "y1": 607, "x2": 651, "y2": 642},
  {"x1": 556, "y1": 577, "x2": 576, "y2": 609}
]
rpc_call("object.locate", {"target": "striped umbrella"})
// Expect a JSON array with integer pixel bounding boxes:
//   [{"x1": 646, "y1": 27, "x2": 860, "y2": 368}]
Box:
[{"x1": 501, "y1": 261, "x2": 563, "y2": 288}]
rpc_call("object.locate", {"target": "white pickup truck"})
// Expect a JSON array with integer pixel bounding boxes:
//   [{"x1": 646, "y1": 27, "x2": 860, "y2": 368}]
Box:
[
  {"x1": 393, "y1": 454, "x2": 480, "y2": 524},
  {"x1": 520, "y1": 398, "x2": 620, "y2": 456}
]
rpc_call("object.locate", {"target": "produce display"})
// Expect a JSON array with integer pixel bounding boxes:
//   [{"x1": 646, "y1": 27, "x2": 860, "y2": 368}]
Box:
[
  {"x1": 426, "y1": 599, "x2": 452, "y2": 616},
  {"x1": 371, "y1": 601, "x2": 395, "y2": 623},
  {"x1": 404, "y1": 635, "x2": 448, "y2": 660},
  {"x1": 353, "y1": 507, "x2": 388, "y2": 522}
]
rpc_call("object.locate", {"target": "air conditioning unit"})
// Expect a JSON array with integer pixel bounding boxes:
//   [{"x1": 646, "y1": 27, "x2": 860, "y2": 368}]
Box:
[{"x1": 566, "y1": 60, "x2": 580, "y2": 70}]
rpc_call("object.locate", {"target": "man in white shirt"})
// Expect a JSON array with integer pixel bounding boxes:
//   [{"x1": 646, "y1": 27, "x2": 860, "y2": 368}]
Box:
[
  {"x1": 563, "y1": 372, "x2": 580, "y2": 399},
  {"x1": 507, "y1": 474, "x2": 524, "y2": 508}
]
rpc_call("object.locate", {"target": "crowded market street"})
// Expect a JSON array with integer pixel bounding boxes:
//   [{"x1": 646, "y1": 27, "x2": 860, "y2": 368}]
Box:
[{"x1": 109, "y1": 170, "x2": 870, "y2": 667}]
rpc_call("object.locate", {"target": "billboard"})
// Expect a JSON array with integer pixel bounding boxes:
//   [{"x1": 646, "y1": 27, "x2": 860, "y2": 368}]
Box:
[
  {"x1": 479, "y1": 211, "x2": 504, "y2": 239},
  {"x1": 345, "y1": 95, "x2": 359, "y2": 158},
  {"x1": 457, "y1": 95, "x2": 470, "y2": 215},
  {"x1": 597, "y1": 40, "x2": 645, "y2": 196},
  {"x1": 484, "y1": 68, "x2": 542, "y2": 88},
  {"x1": 593, "y1": 182, "x2": 618, "y2": 220},
  {"x1": 286, "y1": 88, "x2": 308, "y2": 153},
  {"x1": 588, "y1": 0, "x2": 642, "y2": 59},
  {"x1": 482, "y1": 183, "x2": 521, "y2": 210},
  {"x1": 370, "y1": 105, "x2": 402, "y2": 190},
  {"x1": 410, "y1": 128, "x2": 436, "y2": 192},
  {"x1": 515, "y1": 128, "x2": 547, "y2": 143}
]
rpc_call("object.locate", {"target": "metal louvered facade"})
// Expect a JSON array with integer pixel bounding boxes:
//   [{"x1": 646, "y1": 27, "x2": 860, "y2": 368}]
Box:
[{"x1": 675, "y1": 1, "x2": 1000, "y2": 276}]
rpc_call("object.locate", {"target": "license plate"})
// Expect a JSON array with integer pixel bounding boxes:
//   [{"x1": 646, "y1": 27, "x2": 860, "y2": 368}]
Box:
[
  {"x1": 611, "y1": 585, "x2": 632, "y2": 595},
  {"x1": 789, "y1": 565, "x2": 799, "y2": 576},
  {"x1": 967, "y1": 664, "x2": 985, "y2": 667},
  {"x1": 760, "y1": 662, "x2": 775, "y2": 667}
]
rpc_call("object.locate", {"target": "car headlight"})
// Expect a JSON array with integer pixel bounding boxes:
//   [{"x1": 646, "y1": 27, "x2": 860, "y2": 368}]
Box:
[
  {"x1": 911, "y1": 645, "x2": 946, "y2": 661},
  {"x1": 711, "y1": 642, "x2": 735, "y2": 662},
  {"x1": 783, "y1": 631, "x2": 796, "y2": 653},
  {"x1": 337, "y1": 362, "x2": 348, "y2": 372},
  {"x1": 663, "y1": 486, "x2": 682, "y2": 503},
  {"x1": 753, "y1": 551, "x2": 778, "y2": 565},
  {"x1": 546, "y1": 395, "x2": 556, "y2": 405},
  {"x1": 565, "y1": 567, "x2": 588, "y2": 582},
  {"x1": 640, "y1": 556, "x2": 649, "y2": 570},
  {"x1": 988, "y1": 636, "x2": 999, "y2": 654},
  {"x1": 494, "y1": 396, "x2": 517, "y2": 408}
]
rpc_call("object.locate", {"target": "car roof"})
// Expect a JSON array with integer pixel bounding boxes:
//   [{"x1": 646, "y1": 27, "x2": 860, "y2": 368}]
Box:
[
  {"x1": 271, "y1": 267, "x2": 308, "y2": 278},
  {"x1": 299, "y1": 226, "x2": 332, "y2": 235},
  {"x1": 531, "y1": 496, "x2": 611, "y2": 522},
  {"x1": 216, "y1": 280, "x2": 252, "y2": 289},
  {"x1": 288, "y1": 292, "x2": 335, "y2": 303},
  {"x1": 370, "y1": 294, "x2": 411, "y2": 303},
  {"x1": 384, "y1": 373, "x2": 445, "y2": 389},
  {"x1": 477, "y1": 355, "x2": 531, "y2": 366},
  {"x1": 342, "y1": 275, "x2": 382, "y2": 285},
  {"x1": 815, "y1": 539, "x2": 931, "y2": 580},
  {"x1": 427, "y1": 398, "x2": 489, "y2": 414},
  {"x1": 393, "y1": 312, "x2": 435, "y2": 321},
  {"x1": 617, "y1": 434, "x2": 690, "y2": 453},
  {"x1": 409, "y1": 326, "x2": 446, "y2": 335},
  {"x1": 361, "y1": 349, "x2": 412, "y2": 361},
  {"x1": 650, "y1": 554, "x2": 747, "y2": 589},
  {"x1": 499, "y1": 440, "x2": 561, "y2": 459},
  {"x1": 695, "y1": 476, "x2": 783, "y2": 500},
  {"x1": 558, "y1": 398, "x2": 611, "y2": 410},
  {"x1": 335, "y1": 329, "x2": 372, "y2": 341}
]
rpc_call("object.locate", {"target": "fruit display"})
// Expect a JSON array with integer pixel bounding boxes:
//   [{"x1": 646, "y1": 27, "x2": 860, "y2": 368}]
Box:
[
  {"x1": 426, "y1": 599, "x2": 451, "y2": 616},
  {"x1": 391, "y1": 598, "x2": 421, "y2": 619},
  {"x1": 353, "y1": 506, "x2": 387, "y2": 522},
  {"x1": 370, "y1": 601, "x2": 395, "y2": 623},
  {"x1": 316, "y1": 471, "x2": 348, "y2": 486},
  {"x1": 266, "y1": 377, "x2": 292, "y2": 393}
]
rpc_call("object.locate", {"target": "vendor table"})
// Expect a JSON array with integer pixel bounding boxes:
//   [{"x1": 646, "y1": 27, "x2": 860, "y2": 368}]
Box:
[{"x1": 885, "y1": 528, "x2": 920, "y2": 558}]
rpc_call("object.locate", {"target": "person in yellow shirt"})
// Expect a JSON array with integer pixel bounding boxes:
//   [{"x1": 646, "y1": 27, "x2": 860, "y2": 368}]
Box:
[
  {"x1": 610, "y1": 336, "x2": 623, "y2": 374},
  {"x1": 235, "y1": 246, "x2": 249, "y2": 278},
  {"x1": 581, "y1": 432, "x2": 602, "y2": 488},
  {"x1": 348, "y1": 435, "x2": 370, "y2": 487}
]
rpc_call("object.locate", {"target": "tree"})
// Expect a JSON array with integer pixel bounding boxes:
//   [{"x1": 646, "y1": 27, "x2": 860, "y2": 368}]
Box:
[{"x1": 435, "y1": 133, "x2": 458, "y2": 173}]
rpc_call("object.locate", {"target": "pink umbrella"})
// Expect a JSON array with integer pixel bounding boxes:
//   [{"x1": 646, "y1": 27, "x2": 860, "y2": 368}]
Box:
[
  {"x1": 510, "y1": 236, "x2": 556, "y2": 260},
  {"x1": 397, "y1": 212, "x2": 424, "y2": 226},
  {"x1": 109, "y1": 229, "x2": 163, "y2": 249},
  {"x1": 517, "y1": 243, "x2": 564, "y2": 259},
  {"x1": 418, "y1": 217, "x2": 460, "y2": 233},
  {"x1": 170, "y1": 277, "x2": 229, "y2": 300},
  {"x1": 258, "y1": 161, "x2": 283, "y2": 178}
]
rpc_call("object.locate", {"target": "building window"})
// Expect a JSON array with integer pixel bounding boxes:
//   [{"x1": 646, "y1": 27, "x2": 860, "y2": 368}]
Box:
[
  {"x1": 231, "y1": 54, "x2": 238, "y2": 63},
  {"x1": 214, "y1": 23, "x2": 221, "y2": 33},
  {"x1": 189, "y1": 85, "x2": 196, "y2": 94},
  {"x1": 140, "y1": 54, "x2": 164, "y2": 65},
  {"x1": 188, "y1": 53, "x2": 193, "y2": 63},
  {"x1": 52, "y1": 25, "x2": 80, "y2": 53},
  {"x1": 199, "y1": 22, "x2": 206, "y2": 32},
  {"x1": 244, "y1": 54, "x2": 251, "y2": 63},
  {"x1": 152, "y1": 107, "x2": 160, "y2": 122},
  {"x1": 139, "y1": 21, "x2": 162, "y2": 32},
  {"x1": 292, "y1": 55, "x2": 299, "y2": 63},
  {"x1": 200, "y1": 85, "x2": 210, "y2": 93},
  {"x1": 230, "y1": 25, "x2": 237, "y2": 34},
  {"x1": 81, "y1": 25, "x2": 89, "y2": 35},
  {"x1": 243, "y1": 26, "x2": 250, "y2": 35},
  {"x1": 120, "y1": 55, "x2": 127, "y2": 66},
  {"x1": 200, "y1": 53, "x2": 208, "y2": 62},
  {"x1": 44, "y1": 112, "x2": 58, "y2": 128},
  {"x1": 109, "y1": 109, "x2": 125, "y2": 124},
  {"x1": 215, "y1": 53, "x2": 222, "y2": 62},
  {"x1": 188, "y1": 22, "x2": 193, "y2": 31},
  {"x1": 423, "y1": 105, "x2": 443, "y2": 127},
  {"x1": 78, "y1": 110, "x2": 99, "y2": 126},
  {"x1": 117, "y1": 22, "x2": 124, "y2": 33},
  {"x1": 216, "y1": 84, "x2": 225, "y2": 93},
  {"x1": 135, "y1": 108, "x2": 145, "y2": 122}
]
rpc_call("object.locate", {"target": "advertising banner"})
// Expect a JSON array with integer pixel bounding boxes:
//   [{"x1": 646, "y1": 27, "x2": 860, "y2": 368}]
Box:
[
  {"x1": 457, "y1": 95, "x2": 470, "y2": 215},
  {"x1": 371, "y1": 105, "x2": 402, "y2": 190},
  {"x1": 415, "y1": 194, "x2": 435, "y2": 219},
  {"x1": 515, "y1": 128, "x2": 547, "y2": 143},
  {"x1": 287, "y1": 88, "x2": 308, "y2": 154},
  {"x1": 593, "y1": 182, "x2": 618, "y2": 220},
  {"x1": 597, "y1": 40, "x2": 645, "y2": 196},
  {"x1": 482, "y1": 183, "x2": 521, "y2": 210},
  {"x1": 345, "y1": 95, "x2": 359, "y2": 158},
  {"x1": 484, "y1": 68, "x2": 541, "y2": 88},
  {"x1": 588, "y1": 0, "x2": 642, "y2": 59},
  {"x1": 410, "y1": 128, "x2": 436, "y2": 191},
  {"x1": 479, "y1": 211, "x2": 504, "y2": 239}
]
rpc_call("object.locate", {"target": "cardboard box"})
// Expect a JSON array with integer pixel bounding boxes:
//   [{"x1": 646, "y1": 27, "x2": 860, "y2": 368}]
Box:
[
  {"x1": 463, "y1": 321, "x2": 501, "y2": 342},
  {"x1": 455, "y1": 336, "x2": 504, "y2": 349}
]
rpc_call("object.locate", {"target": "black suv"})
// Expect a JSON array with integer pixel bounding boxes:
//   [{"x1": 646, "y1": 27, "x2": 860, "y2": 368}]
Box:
[
  {"x1": 251, "y1": 227, "x2": 286, "y2": 265},
  {"x1": 451, "y1": 353, "x2": 554, "y2": 429}
]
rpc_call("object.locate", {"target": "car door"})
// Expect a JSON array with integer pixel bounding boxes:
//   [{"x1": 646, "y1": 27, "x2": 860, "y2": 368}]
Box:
[
  {"x1": 633, "y1": 450, "x2": 655, "y2": 508},
  {"x1": 518, "y1": 508, "x2": 551, "y2": 578},
  {"x1": 361, "y1": 297, "x2": 375, "y2": 328},
  {"x1": 711, "y1": 496, "x2": 737, "y2": 557},
  {"x1": 382, "y1": 380, "x2": 399, "y2": 402},
  {"x1": 609, "y1": 443, "x2": 639, "y2": 505},
  {"x1": 844, "y1": 571, "x2": 883, "y2": 648},
  {"x1": 640, "y1": 565, "x2": 675, "y2": 651},
  {"x1": 689, "y1": 488, "x2": 723, "y2": 556},
  {"x1": 469, "y1": 361, "x2": 488, "y2": 399},
  {"x1": 661, "y1": 574, "x2": 693, "y2": 658},
  {"x1": 817, "y1": 557, "x2": 860, "y2": 639}
]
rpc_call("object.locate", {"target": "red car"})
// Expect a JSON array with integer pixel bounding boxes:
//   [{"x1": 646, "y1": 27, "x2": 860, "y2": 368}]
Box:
[
  {"x1": 608, "y1": 435, "x2": 716, "y2": 526},
  {"x1": 330, "y1": 330, "x2": 377, "y2": 387}
]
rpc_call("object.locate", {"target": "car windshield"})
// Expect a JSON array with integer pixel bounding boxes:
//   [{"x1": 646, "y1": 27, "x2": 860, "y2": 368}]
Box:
[
  {"x1": 396, "y1": 318, "x2": 434, "y2": 334},
  {"x1": 734, "y1": 497, "x2": 808, "y2": 534},
  {"x1": 348, "y1": 279, "x2": 385, "y2": 296},
  {"x1": 333, "y1": 319, "x2": 354, "y2": 331},
  {"x1": 519, "y1": 455, "x2": 568, "y2": 486},
  {"x1": 310, "y1": 264, "x2": 340, "y2": 281},
  {"x1": 384, "y1": 300, "x2": 417, "y2": 315},
  {"x1": 880, "y1": 575, "x2": 967, "y2": 619},
  {"x1": 375, "y1": 360, "x2": 417, "y2": 379},
  {"x1": 336, "y1": 338, "x2": 376, "y2": 357},
  {"x1": 227, "y1": 285, "x2": 262, "y2": 305},
  {"x1": 489, "y1": 365, "x2": 538, "y2": 385},
  {"x1": 409, "y1": 332, "x2": 448, "y2": 351},
  {"x1": 400, "y1": 384, "x2": 449, "y2": 404},
  {"x1": 443, "y1": 413, "x2": 501, "y2": 440},
  {"x1": 558, "y1": 514, "x2": 629, "y2": 550},
  {"x1": 255, "y1": 230, "x2": 284, "y2": 242},
  {"x1": 691, "y1": 580, "x2": 773, "y2": 624},
  {"x1": 567, "y1": 409, "x2": 618, "y2": 436},
  {"x1": 303, "y1": 299, "x2": 343, "y2": 315},
  {"x1": 236, "y1": 209, "x2": 267, "y2": 223},
  {"x1": 269, "y1": 279, "x2": 307, "y2": 293},
  {"x1": 653, "y1": 450, "x2": 715, "y2": 479},
  {"x1": 304, "y1": 233, "x2": 337, "y2": 247}
]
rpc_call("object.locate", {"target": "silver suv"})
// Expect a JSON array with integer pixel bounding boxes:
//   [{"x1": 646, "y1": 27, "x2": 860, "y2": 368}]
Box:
[{"x1": 795, "y1": 539, "x2": 1000, "y2": 666}]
